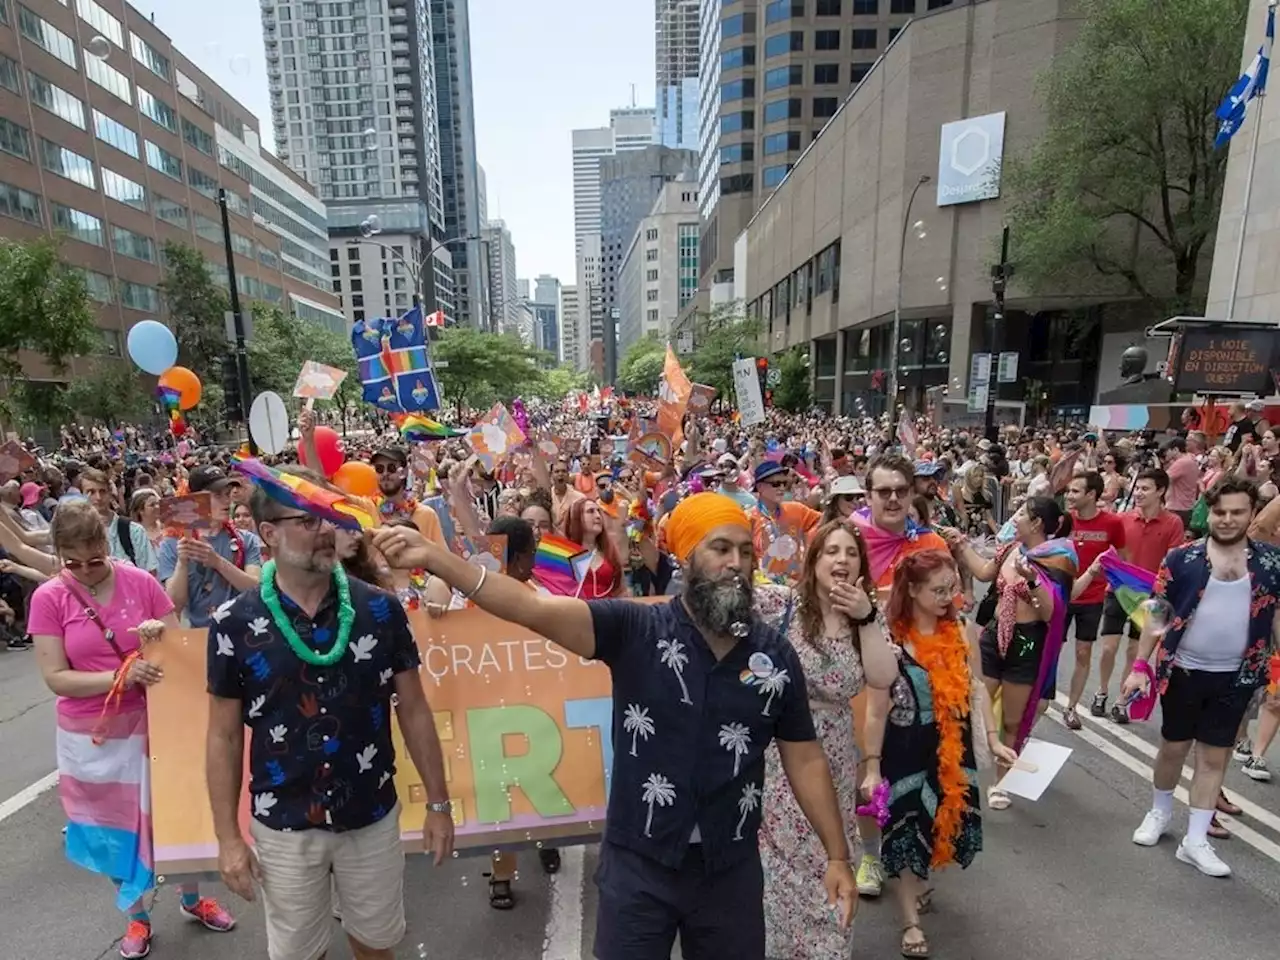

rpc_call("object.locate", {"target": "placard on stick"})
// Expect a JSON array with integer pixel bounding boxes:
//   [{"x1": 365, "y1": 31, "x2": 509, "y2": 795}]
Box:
[
  {"x1": 0, "y1": 440, "x2": 36, "y2": 481},
  {"x1": 158, "y1": 492, "x2": 214, "y2": 532}
]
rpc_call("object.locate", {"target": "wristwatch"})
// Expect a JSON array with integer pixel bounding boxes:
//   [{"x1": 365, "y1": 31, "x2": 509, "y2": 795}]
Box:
[{"x1": 426, "y1": 799, "x2": 453, "y2": 814}]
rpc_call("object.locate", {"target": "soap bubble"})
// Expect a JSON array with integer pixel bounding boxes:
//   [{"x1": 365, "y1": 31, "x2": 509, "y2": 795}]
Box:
[
  {"x1": 86, "y1": 36, "x2": 112, "y2": 60},
  {"x1": 1139, "y1": 598, "x2": 1175, "y2": 637},
  {"x1": 364, "y1": 127, "x2": 379, "y2": 150}
]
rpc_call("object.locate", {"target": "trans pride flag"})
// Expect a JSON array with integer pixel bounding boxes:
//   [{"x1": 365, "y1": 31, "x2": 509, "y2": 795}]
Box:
[{"x1": 351, "y1": 306, "x2": 443, "y2": 413}]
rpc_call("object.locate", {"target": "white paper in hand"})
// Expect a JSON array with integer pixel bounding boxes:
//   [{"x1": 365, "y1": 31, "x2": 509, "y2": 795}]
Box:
[{"x1": 995, "y1": 738, "x2": 1072, "y2": 801}]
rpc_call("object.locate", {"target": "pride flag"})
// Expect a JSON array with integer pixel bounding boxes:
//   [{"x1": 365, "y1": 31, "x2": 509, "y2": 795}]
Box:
[
  {"x1": 533, "y1": 533, "x2": 592, "y2": 596},
  {"x1": 351, "y1": 306, "x2": 442, "y2": 413},
  {"x1": 231, "y1": 457, "x2": 376, "y2": 531},
  {"x1": 396, "y1": 413, "x2": 463, "y2": 442},
  {"x1": 1099, "y1": 549, "x2": 1157, "y2": 630}
]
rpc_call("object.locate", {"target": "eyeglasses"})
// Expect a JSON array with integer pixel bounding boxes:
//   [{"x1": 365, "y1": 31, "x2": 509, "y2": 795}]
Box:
[
  {"x1": 373, "y1": 463, "x2": 401, "y2": 475},
  {"x1": 871, "y1": 486, "x2": 911, "y2": 501},
  {"x1": 63, "y1": 556, "x2": 108, "y2": 572},
  {"x1": 271, "y1": 513, "x2": 331, "y2": 532},
  {"x1": 760, "y1": 477, "x2": 789, "y2": 489}
]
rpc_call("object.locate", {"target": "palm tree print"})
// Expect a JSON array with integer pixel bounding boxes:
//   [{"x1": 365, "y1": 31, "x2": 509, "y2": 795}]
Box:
[
  {"x1": 756, "y1": 669, "x2": 791, "y2": 716},
  {"x1": 734, "y1": 782, "x2": 762, "y2": 840},
  {"x1": 718, "y1": 722, "x2": 752, "y2": 777},
  {"x1": 641, "y1": 773, "x2": 676, "y2": 838},
  {"x1": 657, "y1": 638, "x2": 693, "y2": 704},
  {"x1": 623, "y1": 704, "x2": 655, "y2": 757}
]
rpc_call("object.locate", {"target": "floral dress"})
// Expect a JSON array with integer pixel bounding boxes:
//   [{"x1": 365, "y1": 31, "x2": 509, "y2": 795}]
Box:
[{"x1": 755, "y1": 586, "x2": 865, "y2": 960}]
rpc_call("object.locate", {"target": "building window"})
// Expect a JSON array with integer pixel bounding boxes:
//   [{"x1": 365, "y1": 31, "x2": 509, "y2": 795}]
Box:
[
  {"x1": 647, "y1": 309, "x2": 659, "y2": 323},
  {"x1": 231, "y1": 232, "x2": 254, "y2": 258},
  {"x1": 50, "y1": 203, "x2": 104, "y2": 246},
  {"x1": 181, "y1": 118, "x2": 215, "y2": 156},
  {"x1": 721, "y1": 111, "x2": 755, "y2": 134},
  {"x1": 814, "y1": 29, "x2": 841, "y2": 50},
  {"x1": 144, "y1": 140, "x2": 182, "y2": 180},
  {"x1": 86, "y1": 55, "x2": 133, "y2": 105},
  {"x1": 813, "y1": 97, "x2": 839, "y2": 118},
  {"x1": 347, "y1": 245, "x2": 360, "y2": 260},
  {"x1": 0, "y1": 181, "x2": 42, "y2": 225},
  {"x1": 764, "y1": 31, "x2": 803, "y2": 58},
  {"x1": 721, "y1": 12, "x2": 754, "y2": 39},
  {"x1": 41, "y1": 139, "x2": 96, "y2": 189},
  {"x1": 721, "y1": 45, "x2": 755, "y2": 70},
  {"x1": 18, "y1": 6, "x2": 77, "y2": 68},
  {"x1": 720, "y1": 173, "x2": 754, "y2": 195},
  {"x1": 646, "y1": 248, "x2": 658, "y2": 262},
  {"x1": 853, "y1": 0, "x2": 878, "y2": 12},
  {"x1": 851, "y1": 28, "x2": 878, "y2": 49},
  {"x1": 891, "y1": 0, "x2": 916, "y2": 11},
  {"x1": 138, "y1": 87, "x2": 177, "y2": 131},
  {"x1": 81, "y1": 269, "x2": 114, "y2": 303},
  {"x1": 721, "y1": 142, "x2": 754, "y2": 164},
  {"x1": 188, "y1": 165, "x2": 219, "y2": 199},
  {"x1": 763, "y1": 131, "x2": 802, "y2": 155},
  {"x1": 721, "y1": 78, "x2": 755, "y2": 101},
  {"x1": 816, "y1": 0, "x2": 841, "y2": 13},
  {"x1": 927, "y1": 0, "x2": 952, "y2": 9},
  {"x1": 814, "y1": 63, "x2": 839, "y2": 84},
  {"x1": 111, "y1": 224, "x2": 155, "y2": 262},
  {"x1": 75, "y1": 0, "x2": 123, "y2": 47},
  {"x1": 852, "y1": 62, "x2": 874, "y2": 83},
  {"x1": 765, "y1": 0, "x2": 805, "y2": 24},
  {"x1": 154, "y1": 195, "x2": 187, "y2": 227},
  {"x1": 130, "y1": 32, "x2": 171, "y2": 80},
  {"x1": 764, "y1": 65, "x2": 803, "y2": 91},
  {"x1": 0, "y1": 117, "x2": 30, "y2": 160},
  {"x1": 646, "y1": 269, "x2": 659, "y2": 282},
  {"x1": 194, "y1": 213, "x2": 221, "y2": 243},
  {"x1": 646, "y1": 289, "x2": 659, "y2": 302},
  {"x1": 646, "y1": 228, "x2": 659, "y2": 241},
  {"x1": 103, "y1": 168, "x2": 146, "y2": 210},
  {"x1": 92, "y1": 109, "x2": 138, "y2": 157},
  {"x1": 28, "y1": 73, "x2": 86, "y2": 129},
  {"x1": 119, "y1": 280, "x2": 160, "y2": 312},
  {"x1": 764, "y1": 97, "x2": 803, "y2": 123},
  {"x1": 762, "y1": 164, "x2": 792, "y2": 188},
  {"x1": 0, "y1": 54, "x2": 21, "y2": 94},
  {"x1": 816, "y1": 241, "x2": 840, "y2": 293}
]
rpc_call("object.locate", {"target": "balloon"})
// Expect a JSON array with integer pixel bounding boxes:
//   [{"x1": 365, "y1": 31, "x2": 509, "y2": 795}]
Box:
[
  {"x1": 158, "y1": 366, "x2": 202, "y2": 411},
  {"x1": 300, "y1": 425, "x2": 345, "y2": 478},
  {"x1": 332, "y1": 460, "x2": 379, "y2": 498},
  {"x1": 126, "y1": 320, "x2": 177, "y2": 374}
]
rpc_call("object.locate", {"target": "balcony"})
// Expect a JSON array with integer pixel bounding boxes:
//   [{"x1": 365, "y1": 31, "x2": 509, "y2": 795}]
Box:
[
  {"x1": 395, "y1": 91, "x2": 413, "y2": 104},
  {"x1": 393, "y1": 71, "x2": 413, "y2": 88}
]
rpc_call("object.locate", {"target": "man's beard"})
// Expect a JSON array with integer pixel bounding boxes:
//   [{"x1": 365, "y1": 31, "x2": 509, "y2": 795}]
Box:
[
  {"x1": 275, "y1": 536, "x2": 337, "y2": 574},
  {"x1": 685, "y1": 561, "x2": 753, "y2": 638},
  {"x1": 379, "y1": 474, "x2": 405, "y2": 497},
  {"x1": 1209, "y1": 528, "x2": 1247, "y2": 547}
]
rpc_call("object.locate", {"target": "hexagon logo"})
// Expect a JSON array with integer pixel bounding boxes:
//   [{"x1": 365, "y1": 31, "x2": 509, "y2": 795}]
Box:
[
  {"x1": 950, "y1": 125, "x2": 991, "y2": 177},
  {"x1": 936, "y1": 112, "x2": 1007, "y2": 207}
]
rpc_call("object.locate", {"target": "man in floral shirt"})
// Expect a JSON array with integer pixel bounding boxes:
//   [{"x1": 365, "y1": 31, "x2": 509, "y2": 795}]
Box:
[{"x1": 1125, "y1": 477, "x2": 1280, "y2": 878}]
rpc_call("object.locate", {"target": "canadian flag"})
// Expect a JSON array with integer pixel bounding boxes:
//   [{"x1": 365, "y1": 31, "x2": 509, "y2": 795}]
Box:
[{"x1": 424, "y1": 310, "x2": 445, "y2": 328}]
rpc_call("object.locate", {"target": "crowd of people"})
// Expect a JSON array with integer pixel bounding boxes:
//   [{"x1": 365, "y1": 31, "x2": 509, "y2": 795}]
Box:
[{"x1": 2, "y1": 392, "x2": 1277, "y2": 960}]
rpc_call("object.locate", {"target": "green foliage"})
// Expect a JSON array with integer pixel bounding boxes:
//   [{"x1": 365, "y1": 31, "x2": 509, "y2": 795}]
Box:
[
  {"x1": 1003, "y1": 0, "x2": 1248, "y2": 312},
  {"x1": 431, "y1": 326, "x2": 549, "y2": 419},
  {"x1": 539, "y1": 365, "x2": 591, "y2": 402},
  {"x1": 0, "y1": 236, "x2": 98, "y2": 380},
  {"x1": 158, "y1": 241, "x2": 230, "y2": 384},
  {"x1": 685, "y1": 307, "x2": 763, "y2": 399},
  {"x1": 63, "y1": 360, "x2": 152, "y2": 424},
  {"x1": 772, "y1": 347, "x2": 812, "y2": 412},
  {"x1": 617, "y1": 335, "x2": 666, "y2": 395}
]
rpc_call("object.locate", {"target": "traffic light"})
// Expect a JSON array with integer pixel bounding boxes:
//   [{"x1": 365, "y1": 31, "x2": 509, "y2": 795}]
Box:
[
  {"x1": 222, "y1": 355, "x2": 244, "y2": 422},
  {"x1": 756, "y1": 356, "x2": 772, "y2": 407}
]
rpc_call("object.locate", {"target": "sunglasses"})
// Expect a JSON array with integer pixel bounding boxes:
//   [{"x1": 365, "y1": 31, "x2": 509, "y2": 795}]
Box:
[
  {"x1": 760, "y1": 477, "x2": 789, "y2": 488},
  {"x1": 63, "y1": 557, "x2": 109, "y2": 572},
  {"x1": 871, "y1": 486, "x2": 911, "y2": 501},
  {"x1": 373, "y1": 463, "x2": 402, "y2": 475}
]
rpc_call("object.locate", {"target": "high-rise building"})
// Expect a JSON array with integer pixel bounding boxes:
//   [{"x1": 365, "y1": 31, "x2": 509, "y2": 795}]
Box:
[
  {"x1": 656, "y1": 0, "x2": 700, "y2": 150},
  {"x1": 0, "y1": 0, "x2": 344, "y2": 383},
  {"x1": 618, "y1": 180, "x2": 699, "y2": 350},
  {"x1": 262, "y1": 0, "x2": 452, "y2": 324},
  {"x1": 482, "y1": 218, "x2": 519, "y2": 333},
  {"x1": 431, "y1": 0, "x2": 487, "y2": 329},
  {"x1": 571, "y1": 106, "x2": 656, "y2": 258},
  {"x1": 530, "y1": 274, "x2": 562, "y2": 362},
  {"x1": 560, "y1": 284, "x2": 581, "y2": 368},
  {"x1": 696, "y1": 0, "x2": 925, "y2": 305},
  {"x1": 475, "y1": 160, "x2": 487, "y2": 225}
]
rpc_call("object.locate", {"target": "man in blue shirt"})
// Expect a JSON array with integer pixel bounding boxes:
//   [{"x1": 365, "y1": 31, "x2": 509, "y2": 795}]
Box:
[
  {"x1": 374, "y1": 492, "x2": 856, "y2": 959},
  {"x1": 158, "y1": 465, "x2": 262, "y2": 626}
]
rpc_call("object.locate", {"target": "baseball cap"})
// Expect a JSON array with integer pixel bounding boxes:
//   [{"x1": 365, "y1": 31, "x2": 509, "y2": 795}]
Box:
[
  {"x1": 830, "y1": 475, "x2": 865, "y2": 497},
  {"x1": 188, "y1": 464, "x2": 240, "y2": 494},
  {"x1": 19, "y1": 481, "x2": 44, "y2": 508},
  {"x1": 753, "y1": 460, "x2": 789, "y2": 485},
  {"x1": 1247, "y1": 399, "x2": 1265, "y2": 413},
  {"x1": 717, "y1": 453, "x2": 740, "y2": 470},
  {"x1": 913, "y1": 459, "x2": 945, "y2": 478},
  {"x1": 370, "y1": 446, "x2": 408, "y2": 467}
]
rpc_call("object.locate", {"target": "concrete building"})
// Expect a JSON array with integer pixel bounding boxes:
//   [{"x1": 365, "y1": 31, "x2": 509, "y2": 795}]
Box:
[
  {"x1": 736, "y1": 0, "x2": 1148, "y2": 419},
  {"x1": 697, "y1": 0, "x2": 941, "y2": 310},
  {"x1": 561, "y1": 284, "x2": 581, "y2": 368},
  {"x1": 618, "y1": 180, "x2": 700, "y2": 349},
  {"x1": 656, "y1": 0, "x2": 699, "y2": 151},
  {"x1": 482, "y1": 217, "x2": 518, "y2": 332},
  {"x1": 0, "y1": 0, "x2": 344, "y2": 383},
  {"x1": 431, "y1": 0, "x2": 488, "y2": 329},
  {"x1": 262, "y1": 0, "x2": 454, "y2": 324},
  {"x1": 531, "y1": 273, "x2": 562, "y2": 362}
]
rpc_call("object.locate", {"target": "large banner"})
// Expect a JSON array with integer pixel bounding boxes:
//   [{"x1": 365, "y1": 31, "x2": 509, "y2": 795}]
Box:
[{"x1": 147, "y1": 609, "x2": 625, "y2": 877}]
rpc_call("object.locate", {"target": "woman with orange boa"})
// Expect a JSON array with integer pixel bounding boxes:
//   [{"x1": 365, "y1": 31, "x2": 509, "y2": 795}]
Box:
[{"x1": 861, "y1": 549, "x2": 1016, "y2": 958}]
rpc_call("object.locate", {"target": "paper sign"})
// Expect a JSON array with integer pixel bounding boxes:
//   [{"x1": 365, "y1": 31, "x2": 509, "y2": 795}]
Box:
[
  {"x1": 630, "y1": 432, "x2": 672, "y2": 471},
  {"x1": 687, "y1": 383, "x2": 717, "y2": 417},
  {"x1": 732, "y1": 358, "x2": 767, "y2": 427},
  {"x1": 0, "y1": 440, "x2": 36, "y2": 481},
  {"x1": 158, "y1": 492, "x2": 214, "y2": 531},
  {"x1": 292, "y1": 360, "x2": 349, "y2": 400},
  {"x1": 995, "y1": 738, "x2": 1073, "y2": 801},
  {"x1": 468, "y1": 403, "x2": 527, "y2": 471}
]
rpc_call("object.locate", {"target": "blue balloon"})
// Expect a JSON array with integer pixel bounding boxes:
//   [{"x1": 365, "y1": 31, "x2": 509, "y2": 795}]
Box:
[{"x1": 127, "y1": 320, "x2": 178, "y2": 375}]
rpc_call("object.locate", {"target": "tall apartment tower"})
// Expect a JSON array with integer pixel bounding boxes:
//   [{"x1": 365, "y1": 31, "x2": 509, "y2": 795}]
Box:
[
  {"x1": 696, "y1": 0, "x2": 927, "y2": 303},
  {"x1": 561, "y1": 285, "x2": 581, "y2": 369},
  {"x1": 482, "y1": 219, "x2": 519, "y2": 334},
  {"x1": 656, "y1": 0, "x2": 701, "y2": 150},
  {"x1": 263, "y1": 0, "x2": 451, "y2": 322}
]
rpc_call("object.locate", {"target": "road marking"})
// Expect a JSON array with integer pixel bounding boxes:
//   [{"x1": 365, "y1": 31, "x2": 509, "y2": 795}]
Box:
[
  {"x1": 1051, "y1": 694, "x2": 1280, "y2": 837},
  {"x1": 1044, "y1": 711, "x2": 1280, "y2": 863},
  {"x1": 541, "y1": 845, "x2": 584, "y2": 960},
  {"x1": 0, "y1": 771, "x2": 57, "y2": 825}
]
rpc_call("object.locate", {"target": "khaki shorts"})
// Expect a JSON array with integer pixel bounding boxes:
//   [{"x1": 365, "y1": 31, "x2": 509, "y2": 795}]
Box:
[{"x1": 251, "y1": 806, "x2": 406, "y2": 960}]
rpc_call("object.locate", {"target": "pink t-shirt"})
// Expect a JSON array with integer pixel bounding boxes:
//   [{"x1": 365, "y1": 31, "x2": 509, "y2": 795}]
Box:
[{"x1": 27, "y1": 562, "x2": 175, "y2": 720}]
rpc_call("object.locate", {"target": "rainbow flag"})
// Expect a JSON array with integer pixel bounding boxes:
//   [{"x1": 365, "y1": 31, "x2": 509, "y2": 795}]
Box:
[
  {"x1": 231, "y1": 457, "x2": 375, "y2": 531},
  {"x1": 396, "y1": 413, "x2": 464, "y2": 442},
  {"x1": 533, "y1": 533, "x2": 592, "y2": 596},
  {"x1": 156, "y1": 385, "x2": 181, "y2": 413},
  {"x1": 1099, "y1": 549, "x2": 1156, "y2": 630}
]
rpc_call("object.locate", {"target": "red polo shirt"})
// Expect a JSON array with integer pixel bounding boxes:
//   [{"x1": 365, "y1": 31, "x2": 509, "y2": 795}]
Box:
[
  {"x1": 1119, "y1": 509, "x2": 1185, "y2": 574},
  {"x1": 1070, "y1": 509, "x2": 1127, "y2": 604}
]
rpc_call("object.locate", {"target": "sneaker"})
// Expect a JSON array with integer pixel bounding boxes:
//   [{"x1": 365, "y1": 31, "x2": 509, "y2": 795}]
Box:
[
  {"x1": 1242, "y1": 756, "x2": 1272, "y2": 782},
  {"x1": 1089, "y1": 692, "x2": 1108, "y2": 717},
  {"x1": 1132, "y1": 809, "x2": 1171, "y2": 846},
  {"x1": 855, "y1": 853, "x2": 884, "y2": 897},
  {"x1": 1064, "y1": 707, "x2": 1083, "y2": 731},
  {"x1": 1232, "y1": 739, "x2": 1254, "y2": 762},
  {"x1": 1176, "y1": 837, "x2": 1232, "y2": 877},
  {"x1": 179, "y1": 897, "x2": 236, "y2": 932},
  {"x1": 1110, "y1": 702, "x2": 1130, "y2": 725},
  {"x1": 119, "y1": 920, "x2": 152, "y2": 959}
]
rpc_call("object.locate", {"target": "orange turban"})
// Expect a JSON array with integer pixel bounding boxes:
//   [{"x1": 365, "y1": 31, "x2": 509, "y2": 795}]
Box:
[{"x1": 665, "y1": 492, "x2": 751, "y2": 563}]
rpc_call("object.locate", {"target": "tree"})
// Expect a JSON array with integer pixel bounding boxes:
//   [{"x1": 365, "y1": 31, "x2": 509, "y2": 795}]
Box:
[
  {"x1": 63, "y1": 360, "x2": 152, "y2": 424},
  {"x1": 1003, "y1": 0, "x2": 1249, "y2": 312},
  {"x1": 772, "y1": 346, "x2": 812, "y2": 412},
  {"x1": 686, "y1": 311, "x2": 763, "y2": 400},
  {"x1": 539, "y1": 365, "x2": 590, "y2": 402},
  {"x1": 159, "y1": 241, "x2": 230, "y2": 384},
  {"x1": 617, "y1": 335, "x2": 665, "y2": 395},
  {"x1": 431, "y1": 327, "x2": 548, "y2": 420}
]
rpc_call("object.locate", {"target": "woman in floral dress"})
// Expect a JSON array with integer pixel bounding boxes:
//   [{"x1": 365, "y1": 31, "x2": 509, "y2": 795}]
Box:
[{"x1": 756, "y1": 521, "x2": 898, "y2": 959}]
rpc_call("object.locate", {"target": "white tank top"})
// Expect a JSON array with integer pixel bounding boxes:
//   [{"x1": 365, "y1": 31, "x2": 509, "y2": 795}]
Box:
[{"x1": 1173, "y1": 574, "x2": 1251, "y2": 673}]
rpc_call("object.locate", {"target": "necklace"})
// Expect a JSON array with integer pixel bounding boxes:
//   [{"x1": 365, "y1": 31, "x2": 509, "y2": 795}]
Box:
[{"x1": 259, "y1": 560, "x2": 356, "y2": 666}]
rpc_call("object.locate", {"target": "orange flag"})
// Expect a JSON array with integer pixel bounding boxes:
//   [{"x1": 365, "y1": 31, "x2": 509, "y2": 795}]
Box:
[{"x1": 658, "y1": 344, "x2": 692, "y2": 443}]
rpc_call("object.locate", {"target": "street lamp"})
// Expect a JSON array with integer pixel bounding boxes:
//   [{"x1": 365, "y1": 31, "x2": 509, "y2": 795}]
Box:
[
  {"x1": 347, "y1": 216, "x2": 480, "y2": 318},
  {"x1": 888, "y1": 173, "x2": 931, "y2": 439}
]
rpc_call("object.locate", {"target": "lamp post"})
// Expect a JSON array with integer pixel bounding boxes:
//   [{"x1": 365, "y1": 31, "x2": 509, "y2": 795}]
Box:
[
  {"x1": 888, "y1": 174, "x2": 931, "y2": 438},
  {"x1": 217, "y1": 188, "x2": 254, "y2": 448},
  {"x1": 348, "y1": 217, "x2": 480, "y2": 319}
]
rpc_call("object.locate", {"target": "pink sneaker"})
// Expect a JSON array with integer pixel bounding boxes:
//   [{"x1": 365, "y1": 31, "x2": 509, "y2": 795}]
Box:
[
  {"x1": 179, "y1": 897, "x2": 236, "y2": 932},
  {"x1": 119, "y1": 920, "x2": 152, "y2": 959}
]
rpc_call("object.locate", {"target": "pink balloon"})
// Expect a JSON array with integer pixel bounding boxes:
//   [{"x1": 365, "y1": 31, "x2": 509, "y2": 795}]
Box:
[{"x1": 301, "y1": 426, "x2": 344, "y2": 478}]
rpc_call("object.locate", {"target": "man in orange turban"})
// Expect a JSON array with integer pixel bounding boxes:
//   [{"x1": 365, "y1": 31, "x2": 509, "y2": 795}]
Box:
[{"x1": 664, "y1": 491, "x2": 751, "y2": 563}]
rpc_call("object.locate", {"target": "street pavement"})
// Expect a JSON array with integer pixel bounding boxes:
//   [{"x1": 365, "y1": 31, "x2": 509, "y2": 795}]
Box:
[{"x1": 1, "y1": 638, "x2": 1278, "y2": 960}]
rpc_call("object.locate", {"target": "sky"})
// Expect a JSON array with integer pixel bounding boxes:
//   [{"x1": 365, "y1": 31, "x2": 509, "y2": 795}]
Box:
[{"x1": 143, "y1": 0, "x2": 656, "y2": 286}]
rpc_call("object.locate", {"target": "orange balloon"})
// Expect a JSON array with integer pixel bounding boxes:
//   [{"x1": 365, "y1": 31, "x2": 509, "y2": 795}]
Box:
[
  {"x1": 158, "y1": 366, "x2": 202, "y2": 411},
  {"x1": 331, "y1": 460, "x2": 379, "y2": 498}
]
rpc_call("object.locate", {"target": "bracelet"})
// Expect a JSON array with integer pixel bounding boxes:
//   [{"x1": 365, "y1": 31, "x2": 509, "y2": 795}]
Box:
[
  {"x1": 852, "y1": 606, "x2": 878, "y2": 627},
  {"x1": 863, "y1": 754, "x2": 881, "y2": 761},
  {"x1": 462, "y1": 564, "x2": 487, "y2": 600}
]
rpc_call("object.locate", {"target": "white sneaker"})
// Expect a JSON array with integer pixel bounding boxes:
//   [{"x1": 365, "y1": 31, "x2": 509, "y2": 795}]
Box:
[
  {"x1": 1176, "y1": 838, "x2": 1232, "y2": 877},
  {"x1": 1132, "y1": 809, "x2": 1171, "y2": 846}
]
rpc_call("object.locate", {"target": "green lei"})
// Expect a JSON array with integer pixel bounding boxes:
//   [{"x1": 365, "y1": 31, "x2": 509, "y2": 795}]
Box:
[{"x1": 259, "y1": 559, "x2": 356, "y2": 666}]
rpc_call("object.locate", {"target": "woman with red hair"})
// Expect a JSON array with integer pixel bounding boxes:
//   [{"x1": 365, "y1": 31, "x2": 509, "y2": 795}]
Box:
[
  {"x1": 861, "y1": 549, "x2": 1015, "y2": 958},
  {"x1": 563, "y1": 498, "x2": 625, "y2": 599}
]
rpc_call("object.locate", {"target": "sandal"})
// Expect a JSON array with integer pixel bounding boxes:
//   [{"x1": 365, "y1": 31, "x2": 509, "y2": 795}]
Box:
[
  {"x1": 1208, "y1": 815, "x2": 1231, "y2": 840},
  {"x1": 987, "y1": 786, "x2": 1012, "y2": 810},
  {"x1": 1063, "y1": 707, "x2": 1082, "y2": 731},
  {"x1": 901, "y1": 923, "x2": 931, "y2": 958},
  {"x1": 915, "y1": 887, "x2": 935, "y2": 915},
  {"x1": 1216, "y1": 791, "x2": 1242, "y2": 817},
  {"x1": 488, "y1": 877, "x2": 515, "y2": 910}
]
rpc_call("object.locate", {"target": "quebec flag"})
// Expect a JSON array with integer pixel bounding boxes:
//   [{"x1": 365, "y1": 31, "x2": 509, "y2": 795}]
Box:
[
  {"x1": 1215, "y1": 3, "x2": 1274, "y2": 148},
  {"x1": 351, "y1": 306, "x2": 443, "y2": 413}
]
